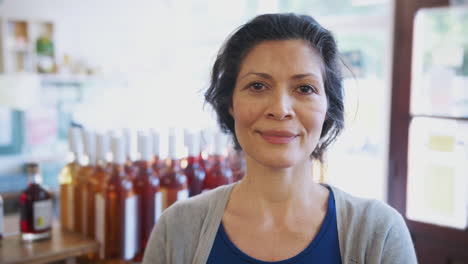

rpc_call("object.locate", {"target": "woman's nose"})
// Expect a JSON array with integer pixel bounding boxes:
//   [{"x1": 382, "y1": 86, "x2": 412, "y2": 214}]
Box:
[{"x1": 265, "y1": 90, "x2": 294, "y2": 121}]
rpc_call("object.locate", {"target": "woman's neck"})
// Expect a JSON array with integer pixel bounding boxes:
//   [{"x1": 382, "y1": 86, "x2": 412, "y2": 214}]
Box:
[{"x1": 229, "y1": 155, "x2": 327, "y2": 224}]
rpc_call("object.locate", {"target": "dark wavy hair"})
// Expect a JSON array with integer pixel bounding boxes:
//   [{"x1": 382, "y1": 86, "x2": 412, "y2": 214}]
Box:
[{"x1": 204, "y1": 13, "x2": 344, "y2": 162}]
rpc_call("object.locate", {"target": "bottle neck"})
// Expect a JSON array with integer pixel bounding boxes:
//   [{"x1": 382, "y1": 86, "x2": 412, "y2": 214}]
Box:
[
  {"x1": 111, "y1": 163, "x2": 126, "y2": 177},
  {"x1": 187, "y1": 156, "x2": 198, "y2": 165},
  {"x1": 29, "y1": 173, "x2": 43, "y2": 185}
]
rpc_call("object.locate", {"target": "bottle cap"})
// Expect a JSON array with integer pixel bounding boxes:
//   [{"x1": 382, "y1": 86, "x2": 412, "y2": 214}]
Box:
[
  {"x1": 123, "y1": 128, "x2": 133, "y2": 161},
  {"x1": 187, "y1": 131, "x2": 199, "y2": 157},
  {"x1": 168, "y1": 128, "x2": 184, "y2": 159},
  {"x1": 96, "y1": 133, "x2": 109, "y2": 163},
  {"x1": 151, "y1": 129, "x2": 160, "y2": 157},
  {"x1": 138, "y1": 131, "x2": 152, "y2": 161},
  {"x1": 69, "y1": 127, "x2": 84, "y2": 162},
  {"x1": 111, "y1": 136, "x2": 125, "y2": 165},
  {"x1": 82, "y1": 129, "x2": 96, "y2": 165},
  {"x1": 213, "y1": 131, "x2": 225, "y2": 155}
]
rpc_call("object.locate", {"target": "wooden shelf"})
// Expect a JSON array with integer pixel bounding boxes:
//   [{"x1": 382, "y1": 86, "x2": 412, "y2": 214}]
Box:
[
  {"x1": 410, "y1": 114, "x2": 468, "y2": 121},
  {"x1": 0, "y1": 217, "x2": 99, "y2": 264}
]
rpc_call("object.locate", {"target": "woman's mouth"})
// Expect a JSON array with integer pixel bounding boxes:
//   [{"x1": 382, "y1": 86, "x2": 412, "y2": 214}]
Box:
[{"x1": 259, "y1": 130, "x2": 298, "y2": 144}]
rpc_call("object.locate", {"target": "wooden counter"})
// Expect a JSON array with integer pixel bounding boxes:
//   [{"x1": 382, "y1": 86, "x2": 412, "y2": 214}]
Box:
[{"x1": 0, "y1": 215, "x2": 99, "y2": 264}]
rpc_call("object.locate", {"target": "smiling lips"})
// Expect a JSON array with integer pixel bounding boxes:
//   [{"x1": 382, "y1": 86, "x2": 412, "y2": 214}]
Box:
[{"x1": 259, "y1": 130, "x2": 298, "y2": 144}]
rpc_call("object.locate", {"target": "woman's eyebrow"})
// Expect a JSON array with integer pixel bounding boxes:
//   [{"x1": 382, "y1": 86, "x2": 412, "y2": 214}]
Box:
[
  {"x1": 239, "y1": 72, "x2": 273, "y2": 80},
  {"x1": 291, "y1": 73, "x2": 321, "y2": 81},
  {"x1": 239, "y1": 72, "x2": 321, "y2": 81}
]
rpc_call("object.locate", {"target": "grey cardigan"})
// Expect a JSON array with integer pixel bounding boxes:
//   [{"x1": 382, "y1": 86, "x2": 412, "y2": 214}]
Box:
[{"x1": 142, "y1": 184, "x2": 418, "y2": 264}]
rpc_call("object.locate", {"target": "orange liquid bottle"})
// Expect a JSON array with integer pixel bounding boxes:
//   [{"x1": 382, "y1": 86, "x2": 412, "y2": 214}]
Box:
[
  {"x1": 87, "y1": 133, "x2": 110, "y2": 259},
  {"x1": 58, "y1": 127, "x2": 83, "y2": 231},
  {"x1": 105, "y1": 136, "x2": 138, "y2": 260},
  {"x1": 75, "y1": 129, "x2": 95, "y2": 235},
  {"x1": 160, "y1": 128, "x2": 188, "y2": 210},
  {"x1": 133, "y1": 132, "x2": 162, "y2": 262}
]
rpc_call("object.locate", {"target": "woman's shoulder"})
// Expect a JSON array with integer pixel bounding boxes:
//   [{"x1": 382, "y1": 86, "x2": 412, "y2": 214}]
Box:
[
  {"x1": 159, "y1": 183, "x2": 235, "y2": 227},
  {"x1": 329, "y1": 186, "x2": 417, "y2": 262},
  {"x1": 330, "y1": 185, "x2": 403, "y2": 228}
]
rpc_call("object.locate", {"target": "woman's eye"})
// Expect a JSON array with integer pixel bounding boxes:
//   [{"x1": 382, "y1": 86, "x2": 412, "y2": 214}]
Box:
[
  {"x1": 297, "y1": 85, "x2": 316, "y2": 94},
  {"x1": 249, "y1": 82, "x2": 265, "y2": 92}
]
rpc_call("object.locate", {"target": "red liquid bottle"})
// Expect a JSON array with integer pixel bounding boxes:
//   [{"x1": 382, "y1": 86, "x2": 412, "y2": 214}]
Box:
[
  {"x1": 160, "y1": 128, "x2": 189, "y2": 210},
  {"x1": 184, "y1": 131, "x2": 205, "y2": 197},
  {"x1": 20, "y1": 163, "x2": 53, "y2": 241},
  {"x1": 203, "y1": 132, "x2": 233, "y2": 191},
  {"x1": 133, "y1": 131, "x2": 162, "y2": 262},
  {"x1": 105, "y1": 136, "x2": 139, "y2": 260},
  {"x1": 87, "y1": 133, "x2": 110, "y2": 260}
]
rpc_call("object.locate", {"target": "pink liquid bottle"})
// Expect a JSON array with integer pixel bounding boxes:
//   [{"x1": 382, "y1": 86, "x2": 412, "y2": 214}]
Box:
[
  {"x1": 160, "y1": 128, "x2": 189, "y2": 210},
  {"x1": 133, "y1": 131, "x2": 162, "y2": 262},
  {"x1": 203, "y1": 132, "x2": 233, "y2": 191},
  {"x1": 184, "y1": 130, "x2": 205, "y2": 197},
  {"x1": 105, "y1": 136, "x2": 138, "y2": 260}
]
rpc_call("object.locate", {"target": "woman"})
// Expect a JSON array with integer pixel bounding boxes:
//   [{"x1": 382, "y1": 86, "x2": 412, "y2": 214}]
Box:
[{"x1": 143, "y1": 13, "x2": 417, "y2": 264}]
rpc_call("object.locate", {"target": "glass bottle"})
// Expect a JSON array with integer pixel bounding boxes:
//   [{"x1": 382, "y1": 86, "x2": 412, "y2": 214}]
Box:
[
  {"x1": 203, "y1": 132, "x2": 233, "y2": 191},
  {"x1": 58, "y1": 127, "x2": 83, "y2": 231},
  {"x1": 87, "y1": 133, "x2": 110, "y2": 259},
  {"x1": 20, "y1": 163, "x2": 53, "y2": 241},
  {"x1": 228, "y1": 148, "x2": 246, "y2": 182},
  {"x1": 75, "y1": 129, "x2": 95, "y2": 235},
  {"x1": 160, "y1": 128, "x2": 188, "y2": 210},
  {"x1": 133, "y1": 131, "x2": 162, "y2": 262},
  {"x1": 151, "y1": 129, "x2": 164, "y2": 175},
  {"x1": 0, "y1": 195, "x2": 3, "y2": 239},
  {"x1": 36, "y1": 25, "x2": 55, "y2": 74},
  {"x1": 105, "y1": 136, "x2": 138, "y2": 260},
  {"x1": 123, "y1": 128, "x2": 137, "y2": 179},
  {"x1": 184, "y1": 131, "x2": 205, "y2": 197}
]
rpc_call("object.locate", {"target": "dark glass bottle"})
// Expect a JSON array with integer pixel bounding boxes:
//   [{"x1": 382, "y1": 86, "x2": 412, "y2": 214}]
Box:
[
  {"x1": 20, "y1": 163, "x2": 53, "y2": 241},
  {"x1": 184, "y1": 131, "x2": 205, "y2": 197},
  {"x1": 86, "y1": 133, "x2": 110, "y2": 260},
  {"x1": 133, "y1": 132, "x2": 162, "y2": 262},
  {"x1": 105, "y1": 136, "x2": 138, "y2": 260},
  {"x1": 160, "y1": 128, "x2": 188, "y2": 210}
]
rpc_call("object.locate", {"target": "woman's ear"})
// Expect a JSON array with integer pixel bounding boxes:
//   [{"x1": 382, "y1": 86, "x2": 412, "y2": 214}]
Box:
[{"x1": 229, "y1": 107, "x2": 234, "y2": 117}]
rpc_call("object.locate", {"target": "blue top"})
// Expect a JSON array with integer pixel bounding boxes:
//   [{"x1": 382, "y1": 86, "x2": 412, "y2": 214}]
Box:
[{"x1": 207, "y1": 187, "x2": 342, "y2": 264}]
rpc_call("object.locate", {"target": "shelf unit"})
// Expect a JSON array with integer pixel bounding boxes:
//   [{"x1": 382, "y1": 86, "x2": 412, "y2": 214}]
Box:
[{"x1": 0, "y1": 18, "x2": 55, "y2": 74}]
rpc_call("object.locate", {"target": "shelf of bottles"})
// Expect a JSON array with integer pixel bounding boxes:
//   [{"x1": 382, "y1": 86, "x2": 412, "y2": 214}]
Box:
[
  {"x1": 57, "y1": 126, "x2": 245, "y2": 261},
  {"x1": 407, "y1": 6, "x2": 468, "y2": 230}
]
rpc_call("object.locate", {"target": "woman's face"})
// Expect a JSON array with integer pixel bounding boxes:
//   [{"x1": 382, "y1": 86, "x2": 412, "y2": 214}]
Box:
[{"x1": 230, "y1": 39, "x2": 328, "y2": 169}]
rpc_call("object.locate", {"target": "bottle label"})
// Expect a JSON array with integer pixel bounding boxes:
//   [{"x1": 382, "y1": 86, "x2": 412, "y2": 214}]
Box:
[
  {"x1": 155, "y1": 192, "x2": 162, "y2": 222},
  {"x1": 177, "y1": 189, "x2": 189, "y2": 201},
  {"x1": 67, "y1": 184, "x2": 74, "y2": 230},
  {"x1": 161, "y1": 188, "x2": 168, "y2": 210},
  {"x1": 123, "y1": 195, "x2": 138, "y2": 260},
  {"x1": 33, "y1": 199, "x2": 52, "y2": 230},
  {"x1": 82, "y1": 188, "x2": 88, "y2": 235},
  {"x1": 95, "y1": 194, "x2": 105, "y2": 259}
]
